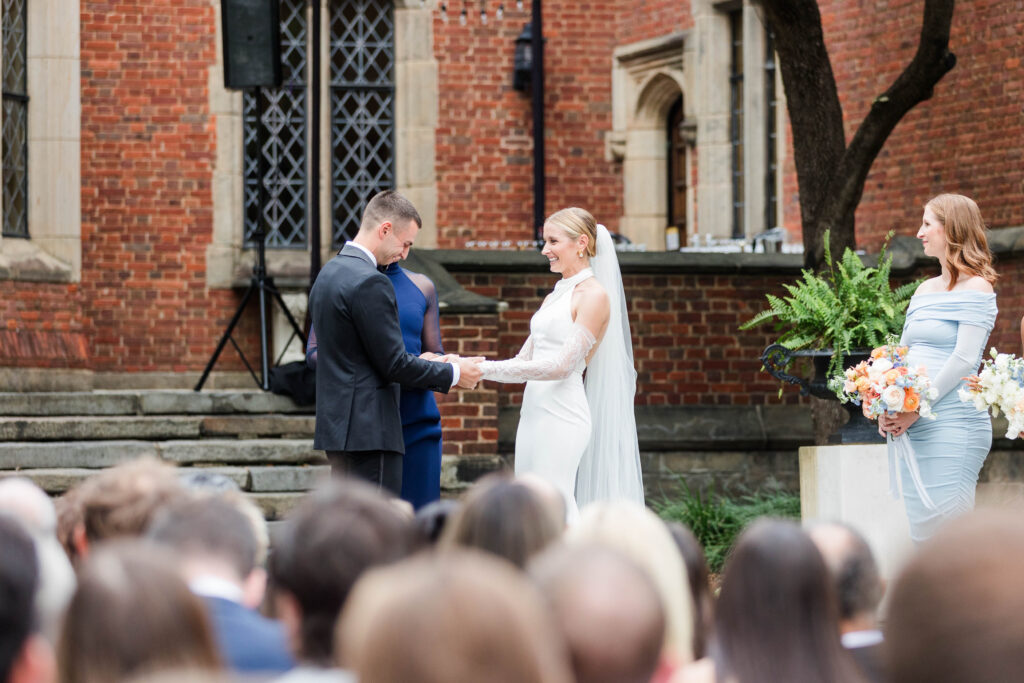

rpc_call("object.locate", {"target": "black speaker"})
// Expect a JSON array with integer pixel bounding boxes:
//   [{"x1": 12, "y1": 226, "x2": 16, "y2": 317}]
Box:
[{"x1": 221, "y1": 0, "x2": 282, "y2": 90}]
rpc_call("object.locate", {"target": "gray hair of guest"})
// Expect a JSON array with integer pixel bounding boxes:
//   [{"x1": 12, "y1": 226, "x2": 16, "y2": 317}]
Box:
[
  {"x1": 0, "y1": 477, "x2": 77, "y2": 644},
  {"x1": 809, "y1": 521, "x2": 883, "y2": 621},
  {"x1": 147, "y1": 496, "x2": 258, "y2": 580}
]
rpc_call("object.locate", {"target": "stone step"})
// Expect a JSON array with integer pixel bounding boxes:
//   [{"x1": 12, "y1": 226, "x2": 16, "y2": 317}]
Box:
[
  {"x1": 0, "y1": 416, "x2": 202, "y2": 442},
  {"x1": 0, "y1": 414, "x2": 317, "y2": 442},
  {"x1": 0, "y1": 390, "x2": 313, "y2": 417},
  {"x1": 0, "y1": 464, "x2": 330, "y2": 495},
  {"x1": 200, "y1": 415, "x2": 315, "y2": 438},
  {"x1": 0, "y1": 439, "x2": 324, "y2": 470}
]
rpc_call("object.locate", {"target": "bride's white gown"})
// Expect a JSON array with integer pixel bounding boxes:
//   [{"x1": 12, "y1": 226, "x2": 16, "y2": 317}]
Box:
[{"x1": 478, "y1": 268, "x2": 597, "y2": 521}]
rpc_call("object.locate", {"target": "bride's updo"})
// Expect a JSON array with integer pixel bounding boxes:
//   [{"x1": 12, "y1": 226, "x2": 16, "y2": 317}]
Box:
[{"x1": 546, "y1": 207, "x2": 598, "y2": 258}]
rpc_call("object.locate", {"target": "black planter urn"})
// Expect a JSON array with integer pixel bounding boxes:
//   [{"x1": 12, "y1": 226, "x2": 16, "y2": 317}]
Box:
[{"x1": 761, "y1": 344, "x2": 884, "y2": 445}]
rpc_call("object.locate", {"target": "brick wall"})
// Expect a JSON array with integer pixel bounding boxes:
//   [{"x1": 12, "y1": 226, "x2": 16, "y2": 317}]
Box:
[
  {"x1": 448, "y1": 268, "x2": 806, "y2": 409},
  {"x1": 433, "y1": 0, "x2": 623, "y2": 247},
  {"x1": 814, "y1": 0, "x2": 1024, "y2": 248},
  {"x1": 0, "y1": 283, "x2": 86, "y2": 367},
  {"x1": 616, "y1": 0, "x2": 692, "y2": 45},
  {"x1": 437, "y1": 312, "x2": 501, "y2": 457},
  {"x1": 77, "y1": 0, "x2": 252, "y2": 373}
]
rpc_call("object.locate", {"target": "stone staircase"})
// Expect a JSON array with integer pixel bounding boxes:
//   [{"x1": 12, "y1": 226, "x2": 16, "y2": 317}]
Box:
[{"x1": 0, "y1": 390, "x2": 327, "y2": 520}]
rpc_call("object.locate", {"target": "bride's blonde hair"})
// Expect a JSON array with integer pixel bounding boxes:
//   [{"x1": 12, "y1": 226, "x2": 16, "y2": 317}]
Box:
[
  {"x1": 545, "y1": 207, "x2": 598, "y2": 257},
  {"x1": 925, "y1": 194, "x2": 997, "y2": 289}
]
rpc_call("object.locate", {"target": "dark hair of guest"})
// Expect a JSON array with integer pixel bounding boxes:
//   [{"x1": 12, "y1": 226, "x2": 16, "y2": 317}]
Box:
[
  {"x1": 712, "y1": 519, "x2": 865, "y2": 683},
  {"x1": 440, "y1": 474, "x2": 562, "y2": 569}
]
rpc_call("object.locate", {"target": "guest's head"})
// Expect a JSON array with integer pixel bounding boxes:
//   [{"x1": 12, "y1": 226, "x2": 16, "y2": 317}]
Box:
[
  {"x1": 439, "y1": 474, "x2": 563, "y2": 569},
  {"x1": 713, "y1": 519, "x2": 862, "y2": 683},
  {"x1": 567, "y1": 502, "x2": 694, "y2": 665},
  {"x1": 73, "y1": 457, "x2": 182, "y2": 552},
  {"x1": 413, "y1": 498, "x2": 461, "y2": 546},
  {"x1": 148, "y1": 495, "x2": 265, "y2": 608},
  {"x1": 665, "y1": 521, "x2": 714, "y2": 659},
  {"x1": 543, "y1": 208, "x2": 598, "y2": 274},
  {"x1": 808, "y1": 522, "x2": 883, "y2": 633},
  {"x1": 0, "y1": 515, "x2": 55, "y2": 683},
  {"x1": 358, "y1": 190, "x2": 422, "y2": 264},
  {"x1": 268, "y1": 480, "x2": 413, "y2": 666},
  {"x1": 921, "y1": 193, "x2": 996, "y2": 288},
  {"x1": 54, "y1": 489, "x2": 83, "y2": 567},
  {"x1": 57, "y1": 541, "x2": 220, "y2": 683},
  {"x1": 0, "y1": 478, "x2": 76, "y2": 644},
  {"x1": 886, "y1": 511, "x2": 1024, "y2": 683},
  {"x1": 530, "y1": 544, "x2": 665, "y2": 683},
  {"x1": 338, "y1": 550, "x2": 573, "y2": 683}
]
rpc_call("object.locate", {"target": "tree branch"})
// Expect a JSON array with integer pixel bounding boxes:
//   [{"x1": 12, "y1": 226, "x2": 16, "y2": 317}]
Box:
[{"x1": 821, "y1": 0, "x2": 957, "y2": 242}]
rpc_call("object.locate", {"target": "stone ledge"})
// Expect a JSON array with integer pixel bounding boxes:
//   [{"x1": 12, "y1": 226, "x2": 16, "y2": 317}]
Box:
[
  {"x1": 0, "y1": 238, "x2": 74, "y2": 283},
  {"x1": 499, "y1": 404, "x2": 814, "y2": 451}
]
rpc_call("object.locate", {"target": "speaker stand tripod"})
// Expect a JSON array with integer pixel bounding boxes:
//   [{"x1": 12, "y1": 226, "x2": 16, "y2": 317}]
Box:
[{"x1": 194, "y1": 92, "x2": 306, "y2": 392}]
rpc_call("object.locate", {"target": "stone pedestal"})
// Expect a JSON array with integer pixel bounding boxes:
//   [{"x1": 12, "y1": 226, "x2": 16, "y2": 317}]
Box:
[{"x1": 799, "y1": 444, "x2": 913, "y2": 582}]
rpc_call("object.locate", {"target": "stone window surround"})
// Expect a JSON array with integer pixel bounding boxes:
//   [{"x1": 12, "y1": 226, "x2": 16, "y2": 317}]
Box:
[
  {"x1": 608, "y1": 1, "x2": 785, "y2": 250},
  {"x1": 0, "y1": 0, "x2": 81, "y2": 283},
  {"x1": 207, "y1": 0, "x2": 439, "y2": 292},
  {"x1": 608, "y1": 31, "x2": 691, "y2": 252}
]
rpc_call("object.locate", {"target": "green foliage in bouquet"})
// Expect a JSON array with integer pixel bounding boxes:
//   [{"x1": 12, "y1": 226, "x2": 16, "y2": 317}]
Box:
[{"x1": 740, "y1": 231, "x2": 919, "y2": 378}]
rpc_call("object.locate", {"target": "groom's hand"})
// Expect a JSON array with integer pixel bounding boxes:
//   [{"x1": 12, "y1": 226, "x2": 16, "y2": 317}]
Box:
[{"x1": 455, "y1": 357, "x2": 484, "y2": 389}]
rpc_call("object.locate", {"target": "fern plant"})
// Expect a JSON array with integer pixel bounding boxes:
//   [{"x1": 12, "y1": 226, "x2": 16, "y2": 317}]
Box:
[{"x1": 740, "y1": 231, "x2": 919, "y2": 378}]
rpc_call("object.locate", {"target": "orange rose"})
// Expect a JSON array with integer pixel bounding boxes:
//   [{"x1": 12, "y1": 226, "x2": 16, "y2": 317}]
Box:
[
  {"x1": 884, "y1": 369, "x2": 900, "y2": 385},
  {"x1": 855, "y1": 377, "x2": 871, "y2": 393},
  {"x1": 871, "y1": 347, "x2": 886, "y2": 359},
  {"x1": 903, "y1": 390, "x2": 920, "y2": 412}
]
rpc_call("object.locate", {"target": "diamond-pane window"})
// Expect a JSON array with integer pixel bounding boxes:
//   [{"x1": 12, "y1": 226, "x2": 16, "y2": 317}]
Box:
[
  {"x1": 2, "y1": 0, "x2": 28, "y2": 238},
  {"x1": 330, "y1": 0, "x2": 395, "y2": 247},
  {"x1": 242, "y1": 0, "x2": 308, "y2": 248}
]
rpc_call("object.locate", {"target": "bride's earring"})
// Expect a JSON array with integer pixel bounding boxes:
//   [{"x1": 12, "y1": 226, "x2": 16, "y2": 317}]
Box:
[{"x1": 577, "y1": 250, "x2": 583, "y2": 259}]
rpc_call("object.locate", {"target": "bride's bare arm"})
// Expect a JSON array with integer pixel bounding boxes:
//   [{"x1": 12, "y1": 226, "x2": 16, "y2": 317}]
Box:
[{"x1": 572, "y1": 282, "x2": 610, "y2": 364}]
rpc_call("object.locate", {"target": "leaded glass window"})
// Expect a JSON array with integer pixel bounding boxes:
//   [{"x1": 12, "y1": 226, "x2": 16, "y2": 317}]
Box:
[
  {"x1": 242, "y1": 0, "x2": 308, "y2": 248},
  {"x1": 330, "y1": 0, "x2": 395, "y2": 247},
  {"x1": 2, "y1": 0, "x2": 28, "y2": 238}
]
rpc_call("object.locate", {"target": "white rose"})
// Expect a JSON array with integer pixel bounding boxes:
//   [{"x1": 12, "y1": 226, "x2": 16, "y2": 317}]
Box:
[
  {"x1": 872, "y1": 358, "x2": 893, "y2": 374},
  {"x1": 881, "y1": 385, "x2": 906, "y2": 412},
  {"x1": 996, "y1": 353, "x2": 1012, "y2": 371}
]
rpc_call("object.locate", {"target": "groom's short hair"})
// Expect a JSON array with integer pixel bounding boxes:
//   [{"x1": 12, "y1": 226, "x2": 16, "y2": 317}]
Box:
[{"x1": 360, "y1": 190, "x2": 422, "y2": 233}]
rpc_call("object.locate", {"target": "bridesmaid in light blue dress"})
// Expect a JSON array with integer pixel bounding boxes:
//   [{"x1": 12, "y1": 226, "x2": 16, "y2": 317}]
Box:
[{"x1": 880, "y1": 194, "x2": 998, "y2": 543}]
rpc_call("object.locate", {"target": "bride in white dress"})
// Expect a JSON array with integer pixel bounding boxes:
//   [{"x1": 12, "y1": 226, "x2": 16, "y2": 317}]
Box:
[{"x1": 477, "y1": 208, "x2": 645, "y2": 521}]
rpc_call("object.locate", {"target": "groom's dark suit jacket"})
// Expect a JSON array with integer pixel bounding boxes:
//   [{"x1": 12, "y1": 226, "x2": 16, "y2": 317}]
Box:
[{"x1": 308, "y1": 244, "x2": 454, "y2": 453}]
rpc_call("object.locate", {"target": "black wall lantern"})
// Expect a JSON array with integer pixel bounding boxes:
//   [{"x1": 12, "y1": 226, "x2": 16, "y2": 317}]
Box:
[{"x1": 513, "y1": 23, "x2": 532, "y2": 92}]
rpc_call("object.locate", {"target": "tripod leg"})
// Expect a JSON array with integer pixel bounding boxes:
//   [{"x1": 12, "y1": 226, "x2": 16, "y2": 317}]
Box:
[
  {"x1": 194, "y1": 281, "x2": 258, "y2": 392},
  {"x1": 258, "y1": 281, "x2": 271, "y2": 391}
]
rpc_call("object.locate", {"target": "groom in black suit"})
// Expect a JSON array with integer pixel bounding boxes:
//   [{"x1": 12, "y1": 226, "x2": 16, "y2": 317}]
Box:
[{"x1": 308, "y1": 190, "x2": 482, "y2": 494}]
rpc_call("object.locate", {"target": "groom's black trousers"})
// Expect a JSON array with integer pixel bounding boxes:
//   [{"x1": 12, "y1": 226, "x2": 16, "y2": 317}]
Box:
[{"x1": 326, "y1": 450, "x2": 402, "y2": 496}]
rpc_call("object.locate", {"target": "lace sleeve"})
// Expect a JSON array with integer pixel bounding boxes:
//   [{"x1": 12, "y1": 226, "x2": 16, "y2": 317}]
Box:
[{"x1": 479, "y1": 325, "x2": 595, "y2": 383}]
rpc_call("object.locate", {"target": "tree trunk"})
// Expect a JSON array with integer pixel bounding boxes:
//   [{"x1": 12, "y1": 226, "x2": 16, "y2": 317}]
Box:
[{"x1": 754, "y1": 0, "x2": 957, "y2": 268}]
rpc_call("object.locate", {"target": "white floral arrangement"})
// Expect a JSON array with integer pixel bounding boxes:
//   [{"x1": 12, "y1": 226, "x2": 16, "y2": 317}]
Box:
[{"x1": 958, "y1": 348, "x2": 1024, "y2": 439}]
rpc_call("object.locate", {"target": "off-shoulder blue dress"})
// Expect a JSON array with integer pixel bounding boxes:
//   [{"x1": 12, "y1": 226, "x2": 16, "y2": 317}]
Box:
[
  {"x1": 307, "y1": 263, "x2": 444, "y2": 509},
  {"x1": 900, "y1": 291, "x2": 997, "y2": 542}
]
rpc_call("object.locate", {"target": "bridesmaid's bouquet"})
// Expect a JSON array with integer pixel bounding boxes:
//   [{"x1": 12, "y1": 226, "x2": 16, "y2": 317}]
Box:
[
  {"x1": 958, "y1": 348, "x2": 1024, "y2": 439},
  {"x1": 829, "y1": 340, "x2": 938, "y2": 421}
]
